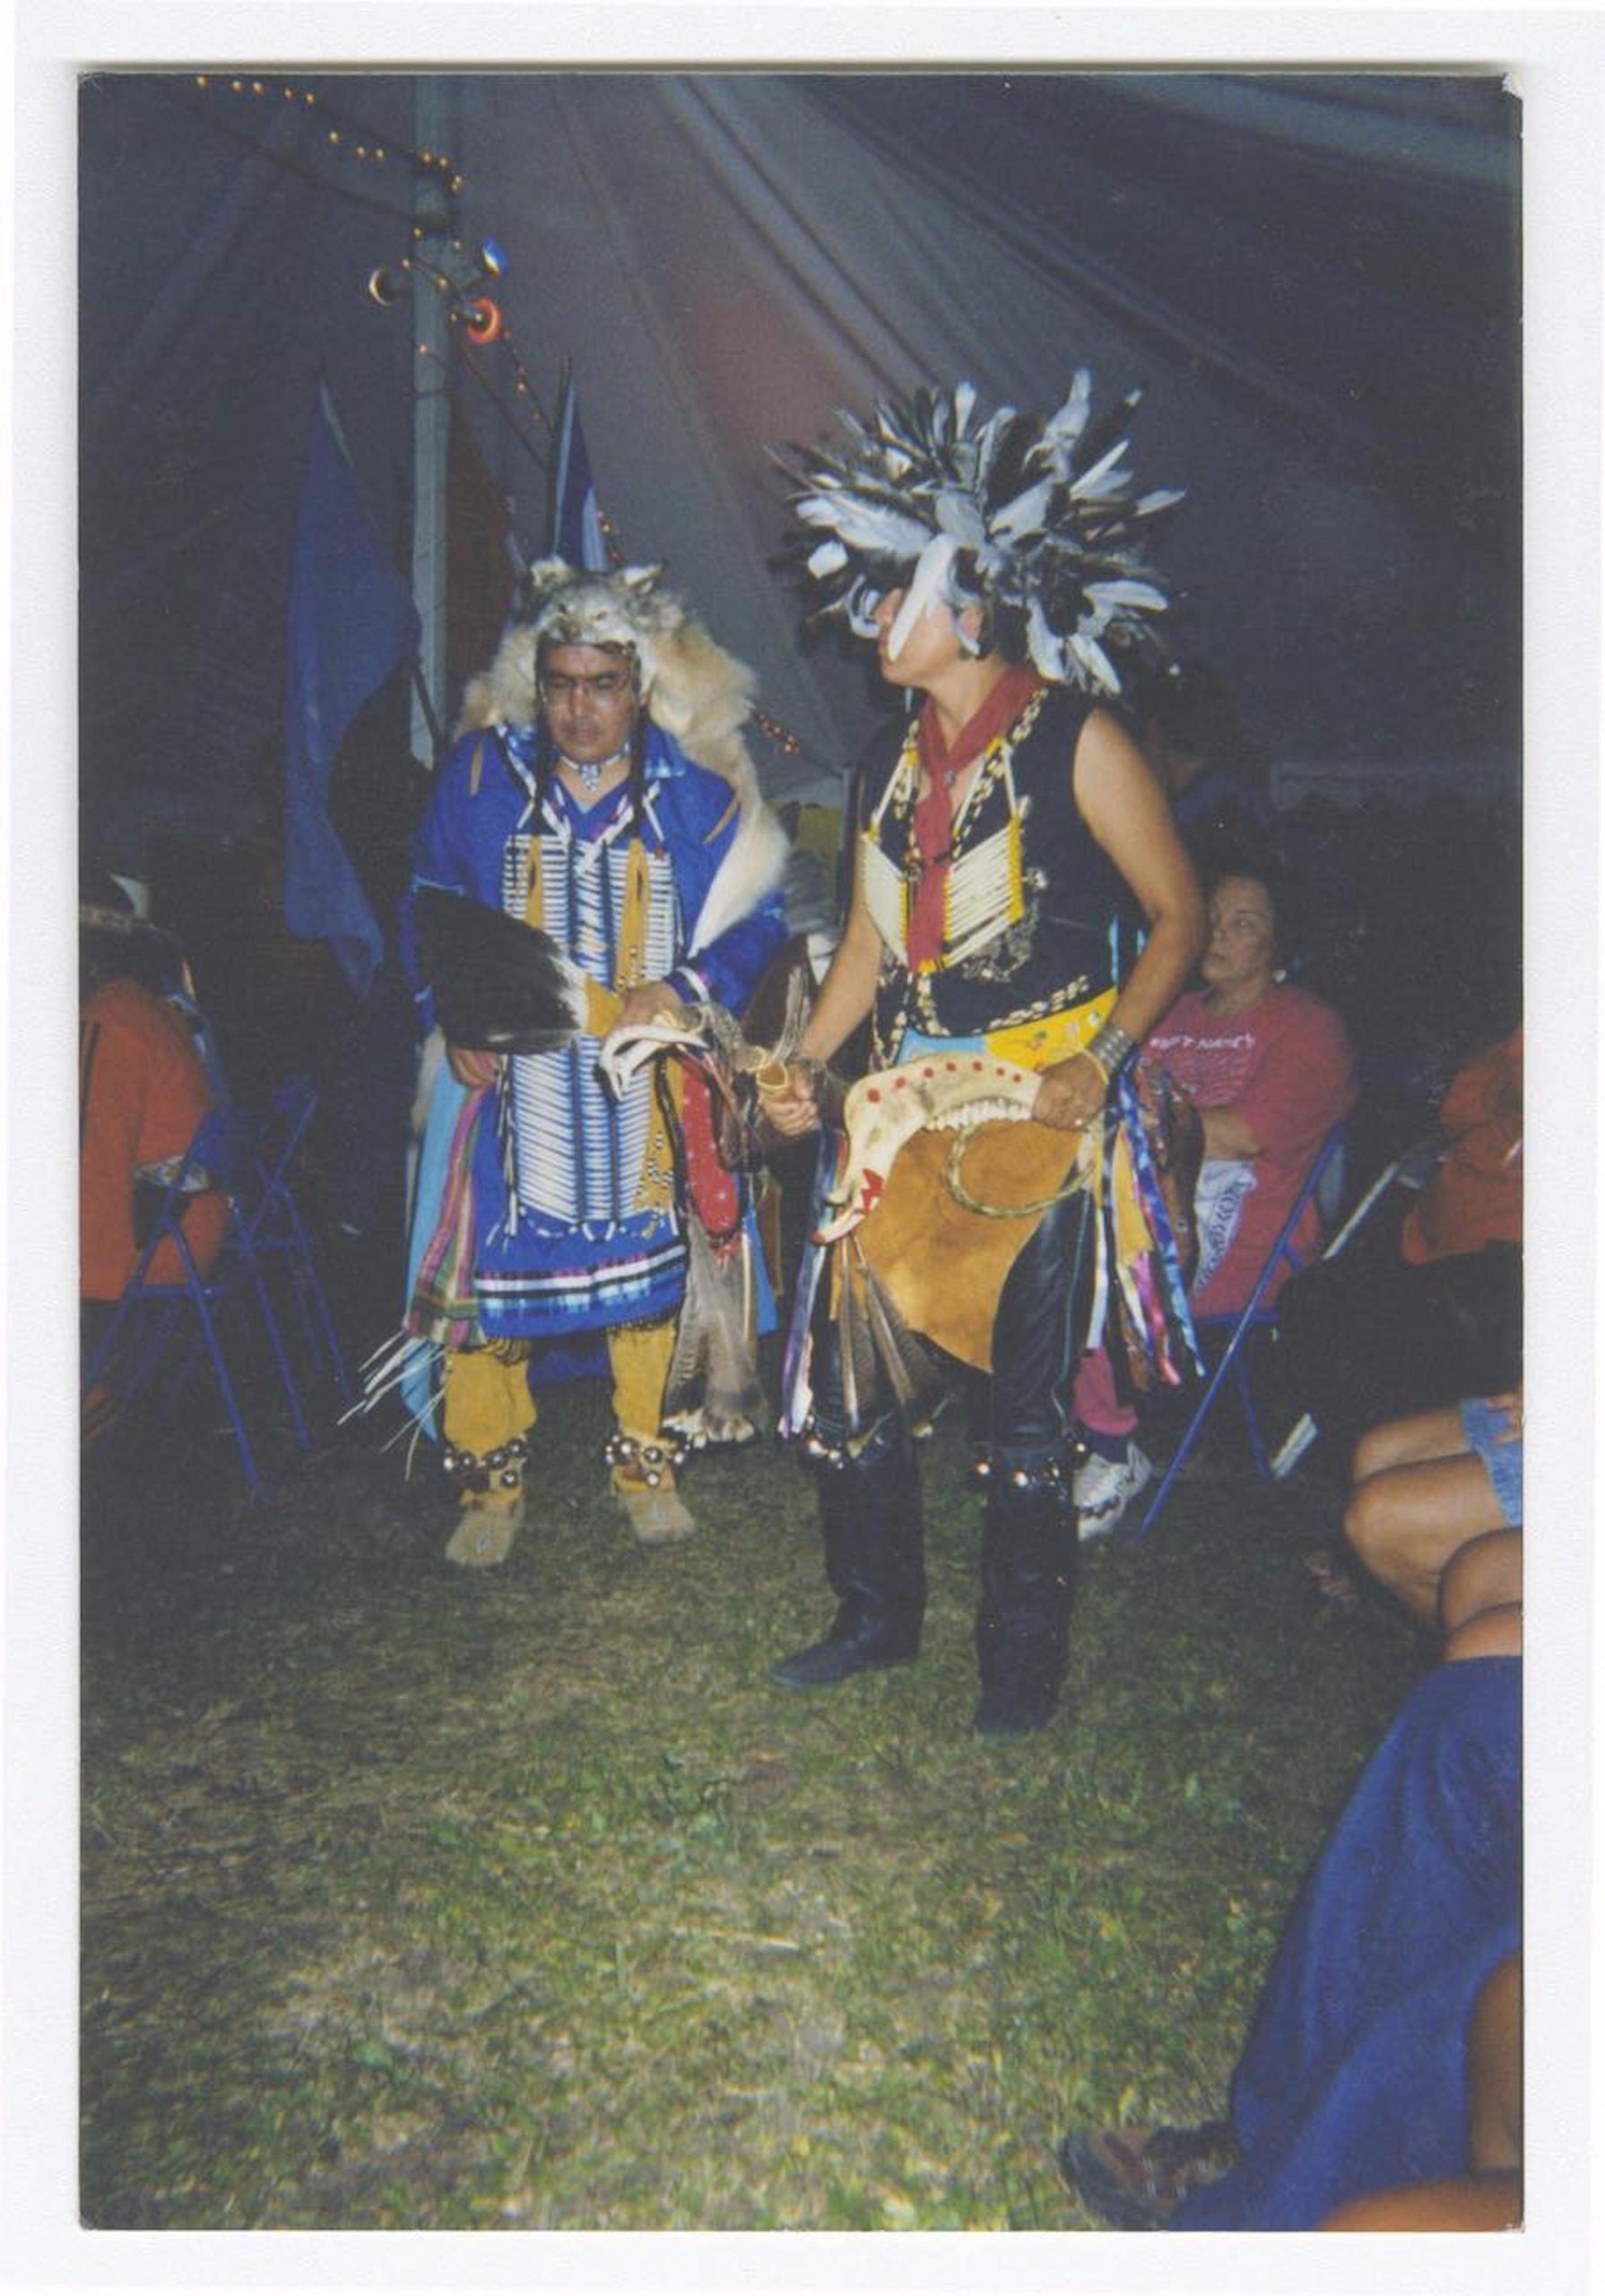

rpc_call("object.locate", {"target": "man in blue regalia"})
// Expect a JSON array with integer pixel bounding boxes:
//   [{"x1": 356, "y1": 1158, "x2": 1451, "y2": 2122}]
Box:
[{"x1": 403, "y1": 560, "x2": 787, "y2": 1565}]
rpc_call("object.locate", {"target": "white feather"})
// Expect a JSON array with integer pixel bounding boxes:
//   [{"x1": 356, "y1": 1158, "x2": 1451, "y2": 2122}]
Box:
[
  {"x1": 989, "y1": 477, "x2": 1055, "y2": 541},
  {"x1": 1068, "y1": 439, "x2": 1133, "y2": 500},
  {"x1": 1086, "y1": 578, "x2": 1168, "y2": 613},
  {"x1": 933, "y1": 489, "x2": 986, "y2": 547},
  {"x1": 1027, "y1": 598, "x2": 1066, "y2": 680},
  {"x1": 1071, "y1": 632, "x2": 1121, "y2": 691},
  {"x1": 887, "y1": 535, "x2": 960, "y2": 658},
  {"x1": 846, "y1": 588, "x2": 882, "y2": 639},
  {"x1": 1040, "y1": 370, "x2": 1093, "y2": 457},
  {"x1": 974, "y1": 405, "x2": 1019, "y2": 494},
  {"x1": 799, "y1": 492, "x2": 933, "y2": 561}
]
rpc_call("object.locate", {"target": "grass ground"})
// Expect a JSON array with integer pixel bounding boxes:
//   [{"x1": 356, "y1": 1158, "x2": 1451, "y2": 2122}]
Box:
[{"x1": 79, "y1": 1356, "x2": 1424, "y2": 2233}]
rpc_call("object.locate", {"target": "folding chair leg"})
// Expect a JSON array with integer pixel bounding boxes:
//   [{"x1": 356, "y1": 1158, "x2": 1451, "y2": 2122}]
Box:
[
  {"x1": 1131, "y1": 1120, "x2": 1349, "y2": 1539},
  {"x1": 120, "y1": 1299, "x2": 186, "y2": 1416},
  {"x1": 248, "y1": 1271, "x2": 312, "y2": 1451},
  {"x1": 304, "y1": 1272, "x2": 355, "y2": 1407},
  {"x1": 280, "y1": 1265, "x2": 326, "y2": 1384},
  {"x1": 184, "y1": 1288, "x2": 269, "y2": 1496},
  {"x1": 281, "y1": 1201, "x2": 355, "y2": 1406},
  {"x1": 288, "y1": 1253, "x2": 355, "y2": 1408},
  {"x1": 1233, "y1": 1350, "x2": 1271, "y2": 1479},
  {"x1": 1130, "y1": 1298, "x2": 1277, "y2": 1541},
  {"x1": 152, "y1": 1319, "x2": 205, "y2": 1422},
  {"x1": 82, "y1": 1288, "x2": 140, "y2": 1402}
]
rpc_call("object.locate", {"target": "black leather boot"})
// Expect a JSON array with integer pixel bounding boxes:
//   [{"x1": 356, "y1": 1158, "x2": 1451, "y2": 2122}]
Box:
[
  {"x1": 973, "y1": 1455, "x2": 1078, "y2": 1739},
  {"x1": 973, "y1": 1178, "x2": 1095, "y2": 1739},
  {"x1": 770, "y1": 1431, "x2": 926, "y2": 1689}
]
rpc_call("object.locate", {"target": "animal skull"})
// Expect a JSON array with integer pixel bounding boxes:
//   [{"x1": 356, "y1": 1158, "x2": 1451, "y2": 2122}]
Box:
[
  {"x1": 817, "y1": 1055, "x2": 1044, "y2": 1242},
  {"x1": 596, "y1": 1013, "x2": 712, "y2": 1099}
]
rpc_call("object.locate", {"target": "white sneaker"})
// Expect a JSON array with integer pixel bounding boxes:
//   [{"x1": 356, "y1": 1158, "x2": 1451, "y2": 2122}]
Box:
[{"x1": 1074, "y1": 1444, "x2": 1154, "y2": 1540}]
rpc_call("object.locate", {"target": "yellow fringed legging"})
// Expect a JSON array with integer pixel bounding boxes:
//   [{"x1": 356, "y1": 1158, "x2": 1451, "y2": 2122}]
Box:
[{"x1": 442, "y1": 1318, "x2": 679, "y2": 1491}]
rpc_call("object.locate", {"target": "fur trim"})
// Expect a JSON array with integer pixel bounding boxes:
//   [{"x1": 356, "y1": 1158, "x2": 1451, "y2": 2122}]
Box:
[
  {"x1": 687, "y1": 779, "x2": 789, "y2": 959},
  {"x1": 455, "y1": 561, "x2": 757, "y2": 790},
  {"x1": 453, "y1": 561, "x2": 788, "y2": 951}
]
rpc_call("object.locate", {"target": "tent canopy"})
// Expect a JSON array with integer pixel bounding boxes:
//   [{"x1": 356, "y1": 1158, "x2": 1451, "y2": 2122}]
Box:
[{"x1": 79, "y1": 69, "x2": 1520, "y2": 863}]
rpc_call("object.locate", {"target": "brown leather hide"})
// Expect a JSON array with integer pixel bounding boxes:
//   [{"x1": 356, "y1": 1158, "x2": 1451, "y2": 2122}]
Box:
[{"x1": 855, "y1": 1118, "x2": 1084, "y2": 1370}]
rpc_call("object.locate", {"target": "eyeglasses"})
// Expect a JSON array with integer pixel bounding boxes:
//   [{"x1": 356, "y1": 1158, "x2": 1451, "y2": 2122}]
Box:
[{"x1": 541, "y1": 672, "x2": 634, "y2": 703}]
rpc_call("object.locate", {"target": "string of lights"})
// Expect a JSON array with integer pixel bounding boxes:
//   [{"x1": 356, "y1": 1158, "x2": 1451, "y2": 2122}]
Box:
[
  {"x1": 180, "y1": 71, "x2": 556, "y2": 460},
  {"x1": 446, "y1": 337, "x2": 551, "y2": 476},
  {"x1": 156, "y1": 76, "x2": 417, "y2": 224},
  {"x1": 751, "y1": 709, "x2": 803, "y2": 758},
  {"x1": 187, "y1": 71, "x2": 463, "y2": 191},
  {"x1": 177, "y1": 69, "x2": 803, "y2": 755}
]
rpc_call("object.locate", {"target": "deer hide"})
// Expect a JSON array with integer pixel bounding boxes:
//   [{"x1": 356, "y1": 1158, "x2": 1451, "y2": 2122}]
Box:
[{"x1": 855, "y1": 1117, "x2": 1089, "y2": 1370}]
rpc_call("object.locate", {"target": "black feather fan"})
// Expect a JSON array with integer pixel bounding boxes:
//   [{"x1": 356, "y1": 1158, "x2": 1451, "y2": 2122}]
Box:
[{"x1": 412, "y1": 888, "x2": 588, "y2": 1052}]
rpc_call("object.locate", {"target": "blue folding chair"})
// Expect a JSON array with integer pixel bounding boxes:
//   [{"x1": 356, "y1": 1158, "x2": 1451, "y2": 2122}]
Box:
[
  {"x1": 1129, "y1": 1121, "x2": 1349, "y2": 1542},
  {"x1": 243, "y1": 1075, "x2": 355, "y2": 1409},
  {"x1": 82, "y1": 1105, "x2": 314, "y2": 1496}
]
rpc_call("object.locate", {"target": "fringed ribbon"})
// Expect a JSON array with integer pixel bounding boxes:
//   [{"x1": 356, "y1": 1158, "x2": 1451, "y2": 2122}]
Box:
[
  {"x1": 676, "y1": 1063, "x2": 743, "y2": 1249},
  {"x1": 406, "y1": 1089, "x2": 490, "y2": 1349},
  {"x1": 778, "y1": 1134, "x2": 842, "y2": 1439},
  {"x1": 1097, "y1": 1067, "x2": 1202, "y2": 1393}
]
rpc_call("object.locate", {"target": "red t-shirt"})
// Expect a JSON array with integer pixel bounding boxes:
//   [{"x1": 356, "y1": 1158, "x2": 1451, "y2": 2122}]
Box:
[
  {"x1": 1142, "y1": 984, "x2": 1356, "y2": 1315},
  {"x1": 80, "y1": 979, "x2": 227, "y2": 1300}
]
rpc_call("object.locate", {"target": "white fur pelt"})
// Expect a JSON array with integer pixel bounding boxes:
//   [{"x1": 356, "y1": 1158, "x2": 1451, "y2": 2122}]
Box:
[{"x1": 455, "y1": 569, "x2": 789, "y2": 957}]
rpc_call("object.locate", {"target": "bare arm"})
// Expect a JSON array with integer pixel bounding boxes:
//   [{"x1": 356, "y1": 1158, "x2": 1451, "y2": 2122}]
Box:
[
  {"x1": 1201, "y1": 1107, "x2": 1262, "y2": 1159},
  {"x1": 1034, "y1": 709, "x2": 1206, "y2": 1132},
  {"x1": 764, "y1": 888, "x2": 884, "y2": 1137},
  {"x1": 801, "y1": 890, "x2": 883, "y2": 1064}
]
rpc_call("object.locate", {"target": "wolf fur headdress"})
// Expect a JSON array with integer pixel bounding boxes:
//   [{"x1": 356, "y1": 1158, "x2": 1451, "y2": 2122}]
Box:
[
  {"x1": 784, "y1": 375, "x2": 1184, "y2": 694},
  {"x1": 455, "y1": 558, "x2": 787, "y2": 958}
]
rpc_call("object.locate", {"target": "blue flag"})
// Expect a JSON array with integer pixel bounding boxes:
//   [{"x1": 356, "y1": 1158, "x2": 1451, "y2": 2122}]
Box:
[
  {"x1": 283, "y1": 385, "x2": 420, "y2": 996},
  {"x1": 551, "y1": 378, "x2": 612, "y2": 569}
]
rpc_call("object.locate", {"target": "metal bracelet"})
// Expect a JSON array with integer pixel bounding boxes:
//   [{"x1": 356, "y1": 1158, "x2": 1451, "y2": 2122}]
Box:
[{"x1": 1087, "y1": 1019, "x2": 1137, "y2": 1075}]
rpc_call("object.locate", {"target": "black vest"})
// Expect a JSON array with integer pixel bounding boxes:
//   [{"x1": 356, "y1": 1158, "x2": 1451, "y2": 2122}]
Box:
[{"x1": 859, "y1": 684, "x2": 1134, "y2": 1062}]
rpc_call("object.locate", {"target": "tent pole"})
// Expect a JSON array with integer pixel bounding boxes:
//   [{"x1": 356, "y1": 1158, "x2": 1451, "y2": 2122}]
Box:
[{"x1": 410, "y1": 79, "x2": 454, "y2": 767}]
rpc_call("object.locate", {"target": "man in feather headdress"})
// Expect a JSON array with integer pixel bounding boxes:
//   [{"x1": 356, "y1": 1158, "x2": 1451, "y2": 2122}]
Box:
[
  {"x1": 403, "y1": 561, "x2": 787, "y2": 1564},
  {"x1": 765, "y1": 376, "x2": 1207, "y2": 1737}
]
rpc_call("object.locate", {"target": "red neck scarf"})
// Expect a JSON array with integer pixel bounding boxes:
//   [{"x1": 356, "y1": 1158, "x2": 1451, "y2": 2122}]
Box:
[{"x1": 907, "y1": 665, "x2": 1043, "y2": 967}]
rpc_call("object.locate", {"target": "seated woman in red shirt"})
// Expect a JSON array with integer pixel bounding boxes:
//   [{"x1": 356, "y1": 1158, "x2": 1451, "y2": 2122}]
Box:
[{"x1": 1074, "y1": 866, "x2": 1357, "y2": 1535}]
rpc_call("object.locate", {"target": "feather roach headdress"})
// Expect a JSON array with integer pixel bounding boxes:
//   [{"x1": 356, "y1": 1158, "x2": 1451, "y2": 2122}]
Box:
[{"x1": 784, "y1": 376, "x2": 1184, "y2": 693}]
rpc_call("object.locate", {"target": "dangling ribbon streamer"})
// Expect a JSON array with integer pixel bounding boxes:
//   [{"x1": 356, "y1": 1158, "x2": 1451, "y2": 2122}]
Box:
[
  {"x1": 778, "y1": 1133, "x2": 843, "y2": 1439},
  {"x1": 1112, "y1": 1066, "x2": 1203, "y2": 1386}
]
